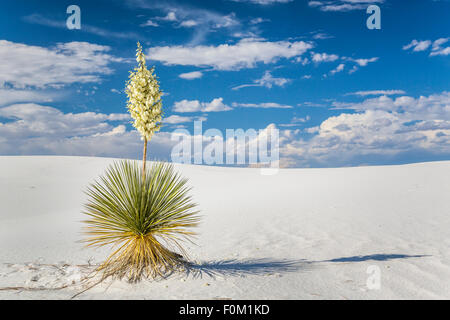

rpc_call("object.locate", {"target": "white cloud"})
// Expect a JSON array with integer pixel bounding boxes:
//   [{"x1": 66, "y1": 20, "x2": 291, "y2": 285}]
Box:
[
  {"x1": 0, "y1": 40, "x2": 123, "y2": 89},
  {"x1": 179, "y1": 71, "x2": 204, "y2": 80},
  {"x1": 232, "y1": 71, "x2": 290, "y2": 90},
  {"x1": 230, "y1": 0, "x2": 293, "y2": 4},
  {"x1": 432, "y1": 47, "x2": 450, "y2": 56},
  {"x1": 431, "y1": 38, "x2": 449, "y2": 52},
  {"x1": 249, "y1": 17, "x2": 270, "y2": 25},
  {"x1": 0, "y1": 102, "x2": 182, "y2": 160},
  {"x1": 403, "y1": 38, "x2": 450, "y2": 56},
  {"x1": 179, "y1": 19, "x2": 199, "y2": 27},
  {"x1": 403, "y1": 40, "x2": 432, "y2": 52},
  {"x1": 1, "y1": 103, "x2": 278, "y2": 166},
  {"x1": 314, "y1": 55, "x2": 378, "y2": 76},
  {"x1": 141, "y1": 20, "x2": 159, "y2": 27},
  {"x1": 293, "y1": 116, "x2": 311, "y2": 123},
  {"x1": 163, "y1": 12, "x2": 178, "y2": 21},
  {"x1": 0, "y1": 104, "x2": 132, "y2": 154},
  {"x1": 173, "y1": 98, "x2": 232, "y2": 113},
  {"x1": 346, "y1": 90, "x2": 406, "y2": 97},
  {"x1": 280, "y1": 116, "x2": 311, "y2": 127},
  {"x1": 232, "y1": 31, "x2": 259, "y2": 38},
  {"x1": 1, "y1": 93, "x2": 448, "y2": 168},
  {"x1": 341, "y1": 57, "x2": 378, "y2": 74},
  {"x1": 312, "y1": 32, "x2": 334, "y2": 40},
  {"x1": 305, "y1": 126, "x2": 320, "y2": 134},
  {"x1": 126, "y1": 2, "x2": 243, "y2": 45},
  {"x1": 0, "y1": 88, "x2": 56, "y2": 106},
  {"x1": 311, "y1": 52, "x2": 339, "y2": 63},
  {"x1": 0, "y1": 104, "x2": 129, "y2": 137},
  {"x1": 147, "y1": 38, "x2": 313, "y2": 71},
  {"x1": 24, "y1": 14, "x2": 140, "y2": 39},
  {"x1": 331, "y1": 92, "x2": 450, "y2": 120},
  {"x1": 280, "y1": 92, "x2": 450, "y2": 167},
  {"x1": 308, "y1": 1, "x2": 323, "y2": 7},
  {"x1": 146, "y1": 5, "x2": 239, "y2": 31},
  {"x1": 165, "y1": 115, "x2": 207, "y2": 125},
  {"x1": 296, "y1": 57, "x2": 310, "y2": 65},
  {"x1": 165, "y1": 115, "x2": 194, "y2": 124},
  {"x1": 330, "y1": 63, "x2": 345, "y2": 75},
  {"x1": 348, "y1": 57, "x2": 379, "y2": 67},
  {"x1": 432, "y1": 38, "x2": 449, "y2": 50},
  {"x1": 430, "y1": 37, "x2": 450, "y2": 56},
  {"x1": 232, "y1": 102, "x2": 293, "y2": 109},
  {"x1": 170, "y1": 123, "x2": 281, "y2": 166},
  {"x1": 298, "y1": 101, "x2": 326, "y2": 107},
  {"x1": 309, "y1": 0, "x2": 384, "y2": 12}
]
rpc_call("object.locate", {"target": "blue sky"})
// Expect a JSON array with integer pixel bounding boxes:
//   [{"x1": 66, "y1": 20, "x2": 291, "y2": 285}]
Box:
[{"x1": 0, "y1": 0, "x2": 449, "y2": 167}]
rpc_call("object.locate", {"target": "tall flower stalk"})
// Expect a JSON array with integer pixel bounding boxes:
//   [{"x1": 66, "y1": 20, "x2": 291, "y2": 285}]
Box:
[{"x1": 125, "y1": 42, "x2": 163, "y2": 180}]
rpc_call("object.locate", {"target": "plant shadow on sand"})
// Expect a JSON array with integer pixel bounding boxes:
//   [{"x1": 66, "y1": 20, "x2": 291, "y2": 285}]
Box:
[
  {"x1": 318, "y1": 254, "x2": 430, "y2": 263},
  {"x1": 184, "y1": 258, "x2": 314, "y2": 279},
  {"x1": 183, "y1": 254, "x2": 429, "y2": 279}
]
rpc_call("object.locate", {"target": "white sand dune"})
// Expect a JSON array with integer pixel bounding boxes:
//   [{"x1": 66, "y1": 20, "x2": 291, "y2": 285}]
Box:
[{"x1": 0, "y1": 156, "x2": 449, "y2": 299}]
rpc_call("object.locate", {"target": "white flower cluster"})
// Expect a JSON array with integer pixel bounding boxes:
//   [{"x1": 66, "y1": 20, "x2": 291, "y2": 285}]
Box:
[{"x1": 125, "y1": 42, "x2": 163, "y2": 141}]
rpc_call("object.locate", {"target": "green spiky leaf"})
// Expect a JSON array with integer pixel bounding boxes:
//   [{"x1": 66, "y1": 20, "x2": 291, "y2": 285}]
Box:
[{"x1": 82, "y1": 160, "x2": 200, "y2": 281}]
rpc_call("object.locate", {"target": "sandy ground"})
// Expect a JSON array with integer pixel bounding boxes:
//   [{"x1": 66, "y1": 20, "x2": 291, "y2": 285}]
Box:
[{"x1": 0, "y1": 156, "x2": 449, "y2": 299}]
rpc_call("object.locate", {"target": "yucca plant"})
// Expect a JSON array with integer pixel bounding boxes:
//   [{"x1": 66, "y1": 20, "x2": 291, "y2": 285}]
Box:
[
  {"x1": 83, "y1": 161, "x2": 199, "y2": 282},
  {"x1": 82, "y1": 43, "x2": 200, "y2": 282}
]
